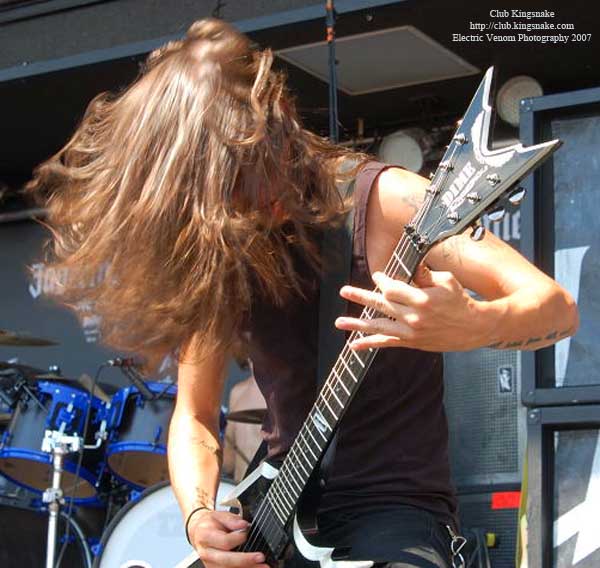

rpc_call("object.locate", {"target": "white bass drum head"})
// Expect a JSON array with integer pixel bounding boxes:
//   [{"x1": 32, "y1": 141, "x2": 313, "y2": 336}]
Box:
[{"x1": 97, "y1": 479, "x2": 235, "y2": 568}]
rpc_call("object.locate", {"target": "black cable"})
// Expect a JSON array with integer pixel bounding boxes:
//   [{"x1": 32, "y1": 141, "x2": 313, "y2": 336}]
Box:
[
  {"x1": 325, "y1": 0, "x2": 339, "y2": 143},
  {"x1": 212, "y1": 0, "x2": 226, "y2": 19},
  {"x1": 54, "y1": 363, "x2": 107, "y2": 568},
  {"x1": 152, "y1": 379, "x2": 175, "y2": 401}
]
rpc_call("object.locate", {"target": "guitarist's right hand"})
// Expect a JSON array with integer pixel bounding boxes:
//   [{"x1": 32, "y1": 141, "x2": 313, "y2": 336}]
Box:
[{"x1": 188, "y1": 510, "x2": 270, "y2": 568}]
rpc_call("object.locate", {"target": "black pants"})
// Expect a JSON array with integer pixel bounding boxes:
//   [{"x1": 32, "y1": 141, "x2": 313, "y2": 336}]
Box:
[{"x1": 285, "y1": 505, "x2": 454, "y2": 567}]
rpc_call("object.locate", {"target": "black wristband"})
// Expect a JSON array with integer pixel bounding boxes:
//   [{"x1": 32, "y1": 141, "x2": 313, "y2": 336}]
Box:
[{"x1": 185, "y1": 506, "x2": 212, "y2": 545}]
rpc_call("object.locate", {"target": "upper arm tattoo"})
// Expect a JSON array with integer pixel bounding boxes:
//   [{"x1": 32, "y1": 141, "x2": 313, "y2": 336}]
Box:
[
  {"x1": 440, "y1": 236, "x2": 465, "y2": 267},
  {"x1": 400, "y1": 185, "x2": 426, "y2": 219}
]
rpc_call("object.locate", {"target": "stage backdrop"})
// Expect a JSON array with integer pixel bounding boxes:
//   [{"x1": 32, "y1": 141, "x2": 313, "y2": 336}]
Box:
[{"x1": 0, "y1": 219, "x2": 246, "y2": 396}]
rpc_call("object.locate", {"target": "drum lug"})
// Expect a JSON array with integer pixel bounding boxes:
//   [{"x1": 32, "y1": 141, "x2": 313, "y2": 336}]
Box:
[
  {"x1": 129, "y1": 488, "x2": 142, "y2": 502},
  {"x1": 91, "y1": 542, "x2": 103, "y2": 558}
]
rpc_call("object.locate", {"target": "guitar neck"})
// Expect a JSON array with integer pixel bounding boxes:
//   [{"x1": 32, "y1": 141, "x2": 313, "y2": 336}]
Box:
[{"x1": 264, "y1": 231, "x2": 426, "y2": 524}]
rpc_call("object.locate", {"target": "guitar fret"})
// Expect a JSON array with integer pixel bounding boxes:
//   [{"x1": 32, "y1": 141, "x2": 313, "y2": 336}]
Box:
[
  {"x1": 325, "y1": 379, "x2": 344, "y2": 408},
  {"x1": 280, "y1": 463, "x2": 303, "y2": 494},
  {"x1": 322, "y1": 397, "x2": 338, "y2": 420},
  {"x1": 299, "y1": 430, "x2": 319, "y2": 461},
  {"x1": 277, "y1": 479, "x2": 297, "y2": 510},
  {"x1": 306, "y1": 424, "x2": 325, "y2": 448},
  {"x1": 333, "y1": 368, "x2": 351, "y2": 396},
  {"x1": 392, "y1": 250, "x2": 412, "y2": 277},
  {"x1": 268, "y1": 491, "x2": 290, "y2": 522},
  {"x1": 311, "y1": 417, "x2": 328, "y2": 441},
  {"x1": 290, "y1": 446, "x2": 311, "y2": 477},
  {"x1": 339, "y1": 356, "x2": 357, "y2": 383},
  {"x1": 350, "y1": 349, "x2": 365, "y2": 368}
]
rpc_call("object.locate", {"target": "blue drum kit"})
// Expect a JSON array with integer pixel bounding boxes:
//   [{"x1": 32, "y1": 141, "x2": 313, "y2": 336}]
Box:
[{"x1": 0, "y1": 329, "x2": 235, "y2": 568}]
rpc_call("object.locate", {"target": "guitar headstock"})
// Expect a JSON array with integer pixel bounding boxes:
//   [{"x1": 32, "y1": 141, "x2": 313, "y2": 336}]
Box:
[{"x1": 408, "y1": 67, "x2": 561, "y2": 251}]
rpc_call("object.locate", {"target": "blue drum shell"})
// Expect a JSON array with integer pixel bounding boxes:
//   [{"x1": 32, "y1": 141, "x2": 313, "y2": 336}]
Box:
[
  {"x1": 105, "y1": 382, "x2": 176, "y2": 489},
  {"x1": 0, "y1": 381, "x2": 105, "y2": 503}
]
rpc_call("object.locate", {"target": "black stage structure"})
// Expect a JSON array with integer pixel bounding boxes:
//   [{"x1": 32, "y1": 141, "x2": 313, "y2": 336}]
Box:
[{"x1": 1, "y1": 1, "x2": 599, "y2": 567}]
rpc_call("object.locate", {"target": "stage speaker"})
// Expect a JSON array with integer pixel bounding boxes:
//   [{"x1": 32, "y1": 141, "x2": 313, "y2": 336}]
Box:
[
  {"x1": 458, "y1": 488, "x2": 520, "y2": 568},
  {"x1": 443, "y1": 348, "x2": 526, "y2": 489}
]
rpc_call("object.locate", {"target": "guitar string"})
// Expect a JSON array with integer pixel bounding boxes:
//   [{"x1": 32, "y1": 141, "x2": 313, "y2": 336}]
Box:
[{"x1": 241, "y1": 141, "x2": 462, "y2": 554}]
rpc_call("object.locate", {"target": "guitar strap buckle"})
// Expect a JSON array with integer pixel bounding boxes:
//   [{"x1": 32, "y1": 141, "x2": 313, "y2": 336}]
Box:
[{"x1": 445, "y1": 525, "x2": 467, "y2": 568}]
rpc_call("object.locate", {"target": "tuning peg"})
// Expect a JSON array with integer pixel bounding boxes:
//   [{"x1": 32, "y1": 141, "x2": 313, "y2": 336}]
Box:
[
  {"x1": 488, "y1": 208, "x2": 506, "y2": 222},
  {"x1": 447, "y1": 211, "x2": 460, "y2": 224},
  {"x1": 486, "y1": 173, "x2": 501, "y2": 186},
  {"x1": 453, "y1": 133, "x2": 468, "y2": 145},
  {"x1": 471, "y1": 223, "x2": 486, "y2": 241},
  {"x1": 508, "y1": 186, "x2": 527, "y2": 206},
  {"x1": 466, "y1": 192, "x2": 481, "y2": 203}
]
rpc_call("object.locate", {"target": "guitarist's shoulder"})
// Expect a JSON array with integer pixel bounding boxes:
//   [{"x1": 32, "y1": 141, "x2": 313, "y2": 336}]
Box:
[{"x1": 367, "y1": 165, "x2": 429, "y2": 240}]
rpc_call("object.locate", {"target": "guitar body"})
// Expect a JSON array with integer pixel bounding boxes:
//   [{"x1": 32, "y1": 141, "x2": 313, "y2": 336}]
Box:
[{"x1": 220, "y1": 462, "x2": 373, "y2": 568}]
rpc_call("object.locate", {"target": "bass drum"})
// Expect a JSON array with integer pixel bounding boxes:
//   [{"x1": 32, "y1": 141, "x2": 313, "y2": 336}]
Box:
[{"x1": 96, "y1": 478, "x2": 235, "y2": 568}]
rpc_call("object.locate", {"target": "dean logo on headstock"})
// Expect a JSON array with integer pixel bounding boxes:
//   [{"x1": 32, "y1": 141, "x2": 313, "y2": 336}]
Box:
[{"x1": 178, "y1": 66, "x2": 561, "y2": 568}]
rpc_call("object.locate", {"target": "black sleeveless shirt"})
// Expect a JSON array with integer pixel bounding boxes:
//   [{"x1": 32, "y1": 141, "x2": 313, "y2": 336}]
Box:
[{"x1": 245, "y1": 162, "x2": 458, "y2": 528}]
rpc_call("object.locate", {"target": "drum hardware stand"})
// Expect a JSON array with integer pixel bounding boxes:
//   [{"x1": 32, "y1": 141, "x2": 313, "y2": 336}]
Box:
[
  {"x1": 42, "y1": 428, "x2": 82, "y2": 568},
  {"x1": 108, "y1": 358, "x2": 155, "y2": 400},
  {"x1": 41, "y1": 411, "x2": 109, "y2": 568},
  {"x1": 0, "y1": 371, "x2": 46, "y2": 411},
  {"x1": 0, "y1": 375, "x2": 46, "y2": 451}
]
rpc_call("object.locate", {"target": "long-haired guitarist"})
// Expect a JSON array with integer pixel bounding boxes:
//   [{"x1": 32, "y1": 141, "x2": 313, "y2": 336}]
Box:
[{"x1": 27, "y1": 19, "x2": 578, "y2": 568}]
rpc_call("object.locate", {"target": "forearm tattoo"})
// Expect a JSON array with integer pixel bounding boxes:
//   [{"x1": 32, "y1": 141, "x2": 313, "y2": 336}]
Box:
[
  {"x1": 194, "y1": 487, "x2": 214, "y2": 509},
  {"x1": 197, "y1": 438, "x2": 223, "y2": 463},
  {"x1": 487, "y1": 327, "x2": 574, "y2": 350}
]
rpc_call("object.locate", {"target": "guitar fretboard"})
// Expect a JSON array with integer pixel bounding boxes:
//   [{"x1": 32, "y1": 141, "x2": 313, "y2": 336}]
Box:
[{"x1": 262, "y1": 231, "x2": 425, "y2": 527}]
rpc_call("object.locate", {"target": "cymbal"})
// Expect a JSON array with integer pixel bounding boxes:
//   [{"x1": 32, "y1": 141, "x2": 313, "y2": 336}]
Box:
[
  {"x1": 0, "y1": 361, "x2": 47, "y2": 380},
  {"x1": 34, "y1": 373, "x2": 73, "y2": 380},
  {"x1": 226, "y1": 409, "x2": 267, "y2": 425},
  {"x1": 0, "y1": 329, "x2": 58, "y2": 347}
]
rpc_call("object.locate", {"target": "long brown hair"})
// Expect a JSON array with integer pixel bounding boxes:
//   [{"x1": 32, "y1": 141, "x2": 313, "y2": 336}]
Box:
[{"x1": 25, "y1": 18, "x2": 366, "y2": 372}]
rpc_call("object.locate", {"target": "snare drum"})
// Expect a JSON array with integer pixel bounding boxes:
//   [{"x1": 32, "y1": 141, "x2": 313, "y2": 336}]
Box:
[
  {"x1": 104, "y1": 382, "x2": 177, "y2": 489},
  {"x1": 0, "y1": 381, "x2": 105, "y2": 504},
  {"x1": 96, "y1": 478, "x2": 235, "y2": 568}
]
